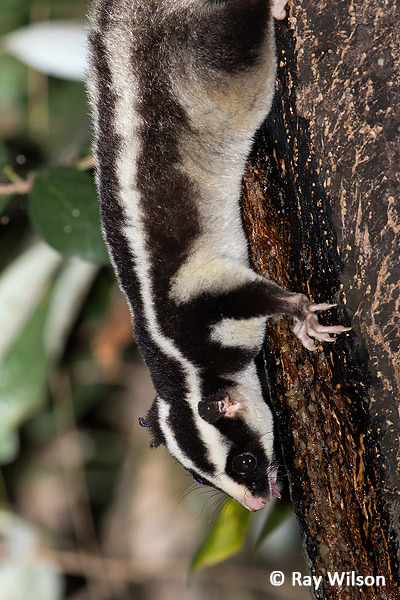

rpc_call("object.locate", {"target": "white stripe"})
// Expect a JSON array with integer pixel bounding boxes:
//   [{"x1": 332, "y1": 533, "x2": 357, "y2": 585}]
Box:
[
  {"x1": 210, "y1": 317, "x2": 266, "y2": 350},
  {"x1": 103, "y1": 28, "x2": 228, "y2": 473},
  {"x1": 157, "y1": 398, "x2": 197, "y2": 471}
]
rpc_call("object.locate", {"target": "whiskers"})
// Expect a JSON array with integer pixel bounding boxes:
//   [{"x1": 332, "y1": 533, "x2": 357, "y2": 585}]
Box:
[
  {"x1": 205, "y1": 492, "x2": 231, "y2": 524},
  {"x1": 193, "y1": 487, "x2": 229, "y2": 523},
  {"x1": 174, "y1": 475, "x2": 231, "y2": 524},
  {"x1": 174, "y1": 480, "x2": 201, "y2": 508}
]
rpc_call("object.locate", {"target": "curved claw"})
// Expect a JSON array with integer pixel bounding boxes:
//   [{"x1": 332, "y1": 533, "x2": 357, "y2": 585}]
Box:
[
  {"x1": 312, "y1": 323, "x2": 351, "y2": 334},
  {"x1": 293, "y1": 303, "x2": 351, "y2": 351},
  {"x1": 308, "y1": 302, "x2": 337, "y2": 312},
  {"x1": 293, "y1": 320, "x2": 318, "y2": 350},
  {"x1": 271, "y1": 485, "x2": 281, "y2": 499}
]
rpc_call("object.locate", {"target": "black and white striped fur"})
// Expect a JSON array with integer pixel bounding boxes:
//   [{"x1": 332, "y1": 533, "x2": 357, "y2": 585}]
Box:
[{"x1": 87, "y1": 0, "x2": 350, "y2": 511}]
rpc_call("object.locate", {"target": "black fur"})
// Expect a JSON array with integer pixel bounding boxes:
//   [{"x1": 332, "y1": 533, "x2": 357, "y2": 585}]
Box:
[
  {"x1": 90, "y1": 0, "x2": 282, "y2": 405},
  {"x1": 90, "y1": 11, "x2": 194, "y2": 410},
  {"x1": 169, "y1": 400, "x2": 216, "y2": 474},
  {"x1": 89, "y1": 0, "x2": 283, "y2": 403},
  {"x1": 194, "y1": 0, "x2": 272, "y2": 72},
  {"x1": 140, "y1": 399, "x2": 166, "y2": 448}
]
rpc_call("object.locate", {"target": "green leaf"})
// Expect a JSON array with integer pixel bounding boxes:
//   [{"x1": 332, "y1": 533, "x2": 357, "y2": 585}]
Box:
[
  {"x1": 0, "y1": 243, "x2": 101, "y2": 463},
  {"x1": 0, "y1": 241, "x2": 61, "y2": 359},
  {"x1": 29, "y1": 166, "x2": 109, "y2": 264},
  {"x1": 191, "y1": 500, "x2": 251, "y2": 570},
  {"x1": 257, "y1": 501, "x2": 292, "y2": 547},
  {"x1": 0, "y1": 303, "x2": 49, "y2": 464}
]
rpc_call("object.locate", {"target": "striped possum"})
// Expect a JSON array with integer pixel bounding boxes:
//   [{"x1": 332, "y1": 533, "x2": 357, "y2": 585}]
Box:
[{"x1": 87, "y1": 0, "x2": 350, "y2": 512}]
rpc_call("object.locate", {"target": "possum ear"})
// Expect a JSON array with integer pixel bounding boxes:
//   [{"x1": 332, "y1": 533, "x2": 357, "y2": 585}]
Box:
[
  {"x1": 139, "y1": 397, "x2": 165, "y2": 448},
  {"x1": 198, "y1": 392, "x2": 231, "y2": 424}
]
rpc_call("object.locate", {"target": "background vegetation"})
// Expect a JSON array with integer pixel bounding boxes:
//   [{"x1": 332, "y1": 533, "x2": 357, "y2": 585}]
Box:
[{"x1": 0, "y1": 1, "x2": 308, "y2": 598}]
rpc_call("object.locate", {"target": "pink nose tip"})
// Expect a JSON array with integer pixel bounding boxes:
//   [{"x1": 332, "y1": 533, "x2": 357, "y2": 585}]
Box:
[{"x1": 244, "y1": 497, "x2": 269, "y2": 512}]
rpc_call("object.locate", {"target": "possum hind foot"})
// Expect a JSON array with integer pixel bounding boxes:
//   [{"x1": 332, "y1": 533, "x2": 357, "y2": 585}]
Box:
[{"x1": 291, "y1": 296, "x2": 352, "y2": 351}]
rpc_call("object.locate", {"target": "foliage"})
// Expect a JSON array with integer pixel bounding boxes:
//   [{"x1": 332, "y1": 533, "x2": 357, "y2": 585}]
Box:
[
  {"x1": 29, "y1": 166, "x2": 109, "y2": 264},
  {"x1": 191, "y1": 501, "x2": 251, "y2": 569}
]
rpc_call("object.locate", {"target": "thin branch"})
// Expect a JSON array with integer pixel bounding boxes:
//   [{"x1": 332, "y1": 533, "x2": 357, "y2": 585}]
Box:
[
  {"x1": 0, "y1": 155, "x2": 94, "y2": 198},
  {"x1": 0, "y1": 172, "x2": 35, "y2": 196}
]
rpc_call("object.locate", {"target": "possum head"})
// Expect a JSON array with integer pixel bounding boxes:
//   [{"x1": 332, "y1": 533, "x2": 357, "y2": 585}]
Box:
[{"x1": 139, "y1": 382, "x2": 280, "y2": 511}]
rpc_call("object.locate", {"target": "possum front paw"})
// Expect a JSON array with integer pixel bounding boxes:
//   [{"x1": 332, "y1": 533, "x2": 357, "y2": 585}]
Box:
[{"x1": 291, "y1": 295, "x2": 351, "y2": 351}]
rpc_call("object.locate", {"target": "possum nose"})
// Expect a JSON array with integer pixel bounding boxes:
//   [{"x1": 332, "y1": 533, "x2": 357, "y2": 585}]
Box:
[{"x1": 244, "y1": 496, "x2": 269, "y2": 512}]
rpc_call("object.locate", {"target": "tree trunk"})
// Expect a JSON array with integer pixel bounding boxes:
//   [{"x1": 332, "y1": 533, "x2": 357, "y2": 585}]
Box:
[{"x1": 242, "y1": 1, "x2": 400, "y2": 597}]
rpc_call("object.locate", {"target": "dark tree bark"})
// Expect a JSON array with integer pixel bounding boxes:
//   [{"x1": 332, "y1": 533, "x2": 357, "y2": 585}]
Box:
[{"x1": 242, "y1": 1, "x2": 400, "y2": 597}]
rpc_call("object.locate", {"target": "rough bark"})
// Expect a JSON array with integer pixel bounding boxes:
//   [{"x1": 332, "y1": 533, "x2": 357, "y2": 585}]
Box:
[{"x1": 241, "y1": 1, "x2": 400, "y2": 597}]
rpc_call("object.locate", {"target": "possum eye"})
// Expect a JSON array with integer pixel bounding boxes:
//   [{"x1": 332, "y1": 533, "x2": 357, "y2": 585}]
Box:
[
  {"x1": 193, "y1": 475, "x2": 206, "y2": 485},
  {"x1": 232, "y1": 453, "x2": 257, "y2": 475}
]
